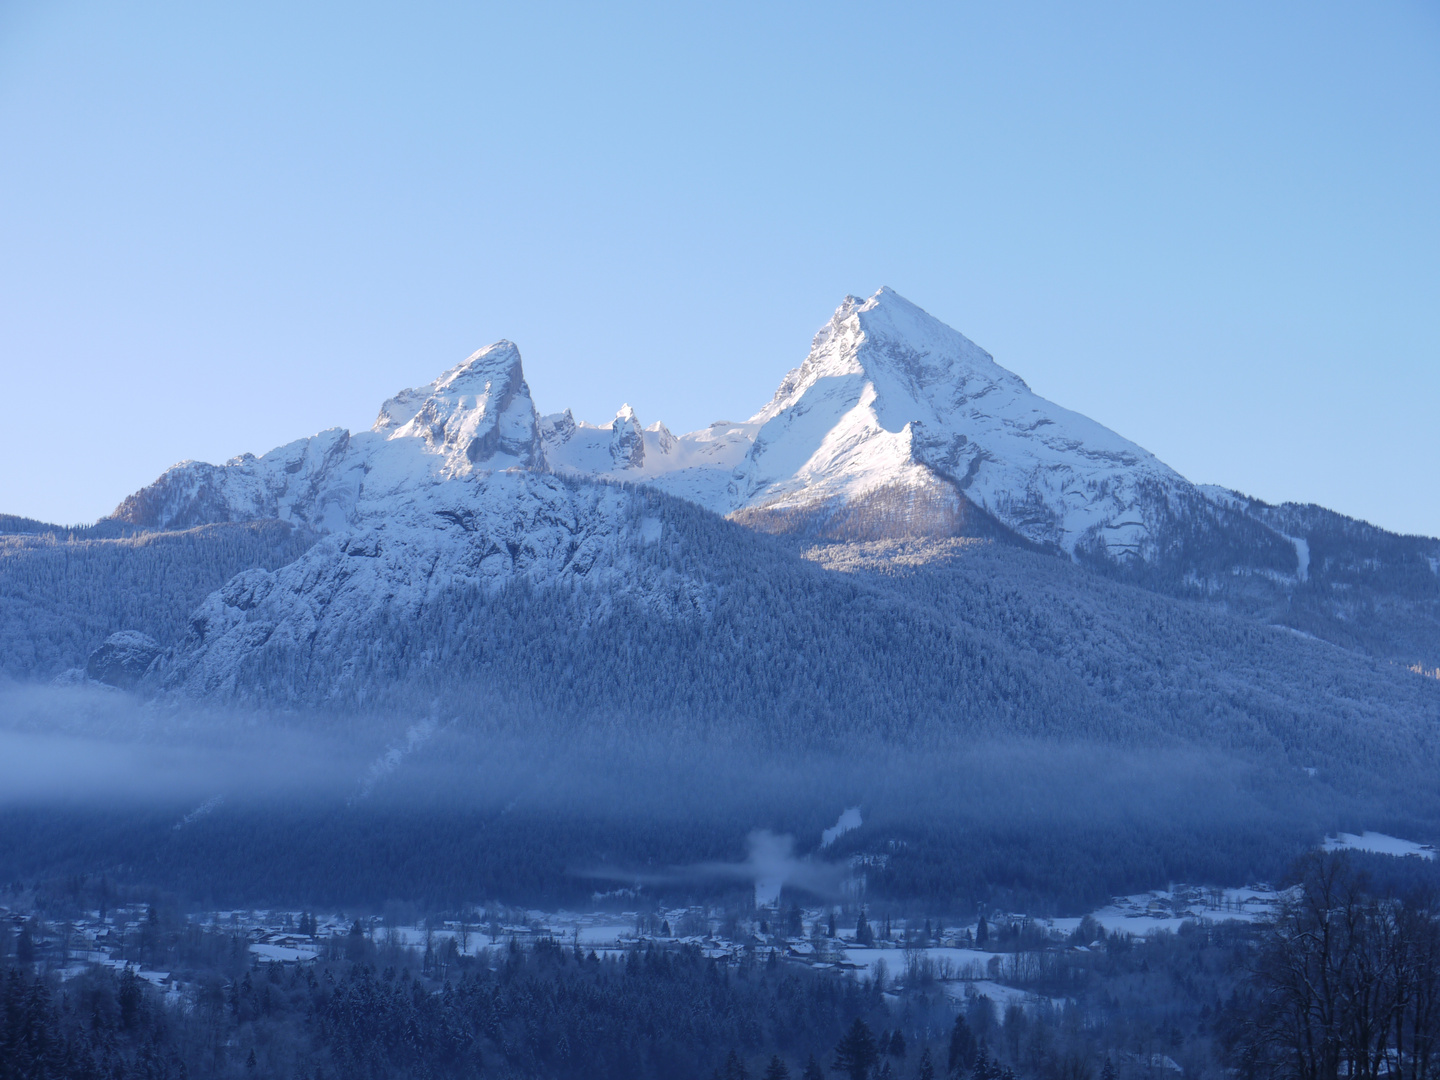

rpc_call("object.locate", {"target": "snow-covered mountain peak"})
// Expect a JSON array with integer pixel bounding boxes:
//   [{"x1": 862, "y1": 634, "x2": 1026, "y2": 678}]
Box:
[
  {"x1": 107, "y1": 289, "x2": 1219, "y2": 572},
  {"x1": 531, "y1": 286, "x2": 1194, "y2": 556},
  {"x1": 372, "y1": 340, "x2": 544, "y2": 471},
  {"x1": 755, "y1": 287, "x2": 1014, "y2": 425},
  {"x1": 610, "y1": 404, "x2": 645, "y2": 469},
  {"x1": 727, "y1": 287, "x2": 1188, "y2": 555}
]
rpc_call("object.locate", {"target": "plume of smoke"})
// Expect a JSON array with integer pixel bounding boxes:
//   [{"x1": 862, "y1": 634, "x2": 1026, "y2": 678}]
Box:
[{"x1": 580, "y1": 828, "x2": 852, "y2": 906}]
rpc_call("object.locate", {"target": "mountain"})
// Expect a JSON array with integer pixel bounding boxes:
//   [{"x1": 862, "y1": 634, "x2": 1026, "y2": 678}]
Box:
[
  {"x1": 20, "y1": 286, "x2": 1418, "y2": 758},
  {"x1": 91, "y1": 342, "x2": 710, "y2": 696},
  {"x1": 4, "y1": 287, "x2": 1439, "y2": 908},
  {"x1": 101, "y1": 287, "x2": 1438, "y2": 673},
  {"x1": 108, "y1": 341, "x2": 547, "y2": 534},
  {"x1": 541, "y1": 288, "x2": 1196, "y2": 556},
  {"x1": 732, "y1": 287, "x2": 1188, "y2": 556}
]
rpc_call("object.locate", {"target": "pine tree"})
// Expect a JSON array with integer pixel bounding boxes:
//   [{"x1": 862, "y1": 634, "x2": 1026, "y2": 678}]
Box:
[
  {"x1": 948, "y1": 1015, "x2": 976, "y2": 1075},
  {"x1": 802, "y1": 1055, "x2": 825, "y2": 1080},
  {"x1": 15, "y1": 926, "x2": 35, "y2": 965},
  {"x1": 919, "y1": 1049, "x2": 937, "y2": 1080},
  {"x1": 833, "y1": 1017, "x2": 879, "y2": 1080},
  {"x1": 763, "y1": 1055, "x2": 791, "y2": 1080}
]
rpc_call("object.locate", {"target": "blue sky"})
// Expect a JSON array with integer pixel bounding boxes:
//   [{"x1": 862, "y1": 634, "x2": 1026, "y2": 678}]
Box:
[{"x1": 2, "y1": 1, "x2": 1437, "y2": 535}]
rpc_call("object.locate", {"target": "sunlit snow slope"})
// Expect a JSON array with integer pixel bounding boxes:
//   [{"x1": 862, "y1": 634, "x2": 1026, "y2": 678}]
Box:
[{"x1": 539, "y1": 289, "x2": 1211, "y2": 558}]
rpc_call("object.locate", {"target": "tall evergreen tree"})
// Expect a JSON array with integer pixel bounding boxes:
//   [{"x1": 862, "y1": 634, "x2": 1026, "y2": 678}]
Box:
[
  {"x1": 948, "y1": 1014, "x2": 976, "y2": 1075},
  {"x1": 889, "y1": 1029, "x2": 906, "y2": 1058},
  {"x1": 833, "y1": 1018, "x2": 879, "y2": 1080},
  {"x1": 855, "y1": 910, "x2": 874, "y2": 948}
]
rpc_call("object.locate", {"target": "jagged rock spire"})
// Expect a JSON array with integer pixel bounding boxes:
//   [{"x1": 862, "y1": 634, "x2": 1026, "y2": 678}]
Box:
[{"x1": 375, "y1": 341, "x2": 545, "y2": 470}]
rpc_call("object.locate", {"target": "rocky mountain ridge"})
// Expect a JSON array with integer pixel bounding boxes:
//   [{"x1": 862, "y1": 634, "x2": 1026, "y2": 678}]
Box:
[
  {"x1": 102, "y1": 289, "x2": 1287, "y2": 556},
  {"x1": 30, "y1": 286, "x2": 1434, "y2": 691}
]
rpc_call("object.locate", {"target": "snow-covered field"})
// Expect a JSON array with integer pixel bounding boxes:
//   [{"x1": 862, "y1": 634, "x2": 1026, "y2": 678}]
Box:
[
  {"x1": 1049, "y1": 884, "x2": 1281, "y2": 937},
  {"x1": 845, "y1": 946, "x2": 993, "y2": 977},
  {"x1": 943, "y1": 980, "x2": 1067, "y2": 1013},
  {"x1": 1323, "y1": 831, "x2": 1437, "y2": 860}
]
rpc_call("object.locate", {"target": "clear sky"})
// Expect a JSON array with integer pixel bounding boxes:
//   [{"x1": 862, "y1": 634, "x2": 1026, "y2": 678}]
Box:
[{"x1": 2, "y1": 1, "x2": 1437, "y2": 536}]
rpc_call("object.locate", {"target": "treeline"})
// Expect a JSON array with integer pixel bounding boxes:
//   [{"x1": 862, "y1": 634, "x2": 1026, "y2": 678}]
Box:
[
  {"x1": 4, "y1": 853, "x2": 1437, "y2": 1080},
  {"x1": 1, "y1": 935, "x2": 902, "y2": 1079},
  {"x1": 160, "y1": 488, "x2": 1440, "y2": 790}
]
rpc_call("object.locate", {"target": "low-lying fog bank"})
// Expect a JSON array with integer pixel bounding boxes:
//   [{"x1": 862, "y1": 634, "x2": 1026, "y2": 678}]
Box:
[{"x1": 3, "y1": 681, "x2": 1435, "y2": 914}]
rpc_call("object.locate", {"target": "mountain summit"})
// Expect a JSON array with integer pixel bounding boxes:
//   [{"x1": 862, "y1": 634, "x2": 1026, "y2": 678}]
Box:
[
  {"x1": 543, "y1": 288, "x2": 1203, "y2": 558},
  {"x1": 373, "y1": 341, "x2": 545, "y2": 471},
  {"x1": 727, "y1": 288, "x2": 1186, "y2": 554},
  {"x1": 0, "y1": 283, "x2": 1423, "y2": 742}
]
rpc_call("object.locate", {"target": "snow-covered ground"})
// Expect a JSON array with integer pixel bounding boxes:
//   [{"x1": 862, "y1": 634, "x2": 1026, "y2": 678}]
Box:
[
  {"x1": 1323, "y1": 832, "x2": 1437, "y2": 860},
  {"x1": 943, "y1": 979, "x2": 1067, "y2": 1014},
  {"x1": 0, "y1": 870, "x2": 1321, "y2": 1038},
  {"x1": 249, "y1": 942, "x2": 319, "y2": 962},
  {"x1": 1048, "y1": 885, "x2": 1282, "y2": 937},
  {"x1": 845, "y1": 946, "x2": 993, "y2": 978}
]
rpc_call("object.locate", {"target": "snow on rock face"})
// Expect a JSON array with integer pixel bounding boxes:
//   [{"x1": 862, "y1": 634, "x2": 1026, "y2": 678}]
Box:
[
  {"x1": 729, "y1": 288, "x2": 1188, "y2": 555},
  {"x1": 108, "y1": 343, "x2": 548, "y2": 534},
  {"x1": 86, "y1": 631, "x2": 162, "y2": 688},
  {"x1": 609, "y1": 405, "x2": 645, "y2": 469},
  {"x1": 540, "y1": 288, "x2": 1195, "y2": 557},
  {"x1": 165, "y1": 471, "x2": 709, "y2": 698},
  {"x1": 373, "y1": 340, "x2": 544, "y2": 471},
  {"x1": 542, "y1": 409, "x2": 759, "y2": 512},
  {"x1": 107, "y1": 290, "x2": 1272, "y2": 586},
  {"x1": 108, "y1": 428, "x2": 360, "y2": 533}
]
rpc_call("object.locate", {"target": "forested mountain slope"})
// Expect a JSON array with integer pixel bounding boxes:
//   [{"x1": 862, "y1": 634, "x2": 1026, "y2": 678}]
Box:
[
  {"x1": 0, "y1": 520, "x2": 314, "y2": 679},
  {"x1": 1128, "y1": 491, "x2": 1440, "y2": 668},
  {"x1": 100, "y1": 482, "x2": 1438, "y2": 805},
  {"x1": 3, "y1": 498, "x2": 1437, "y2": 909}
]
